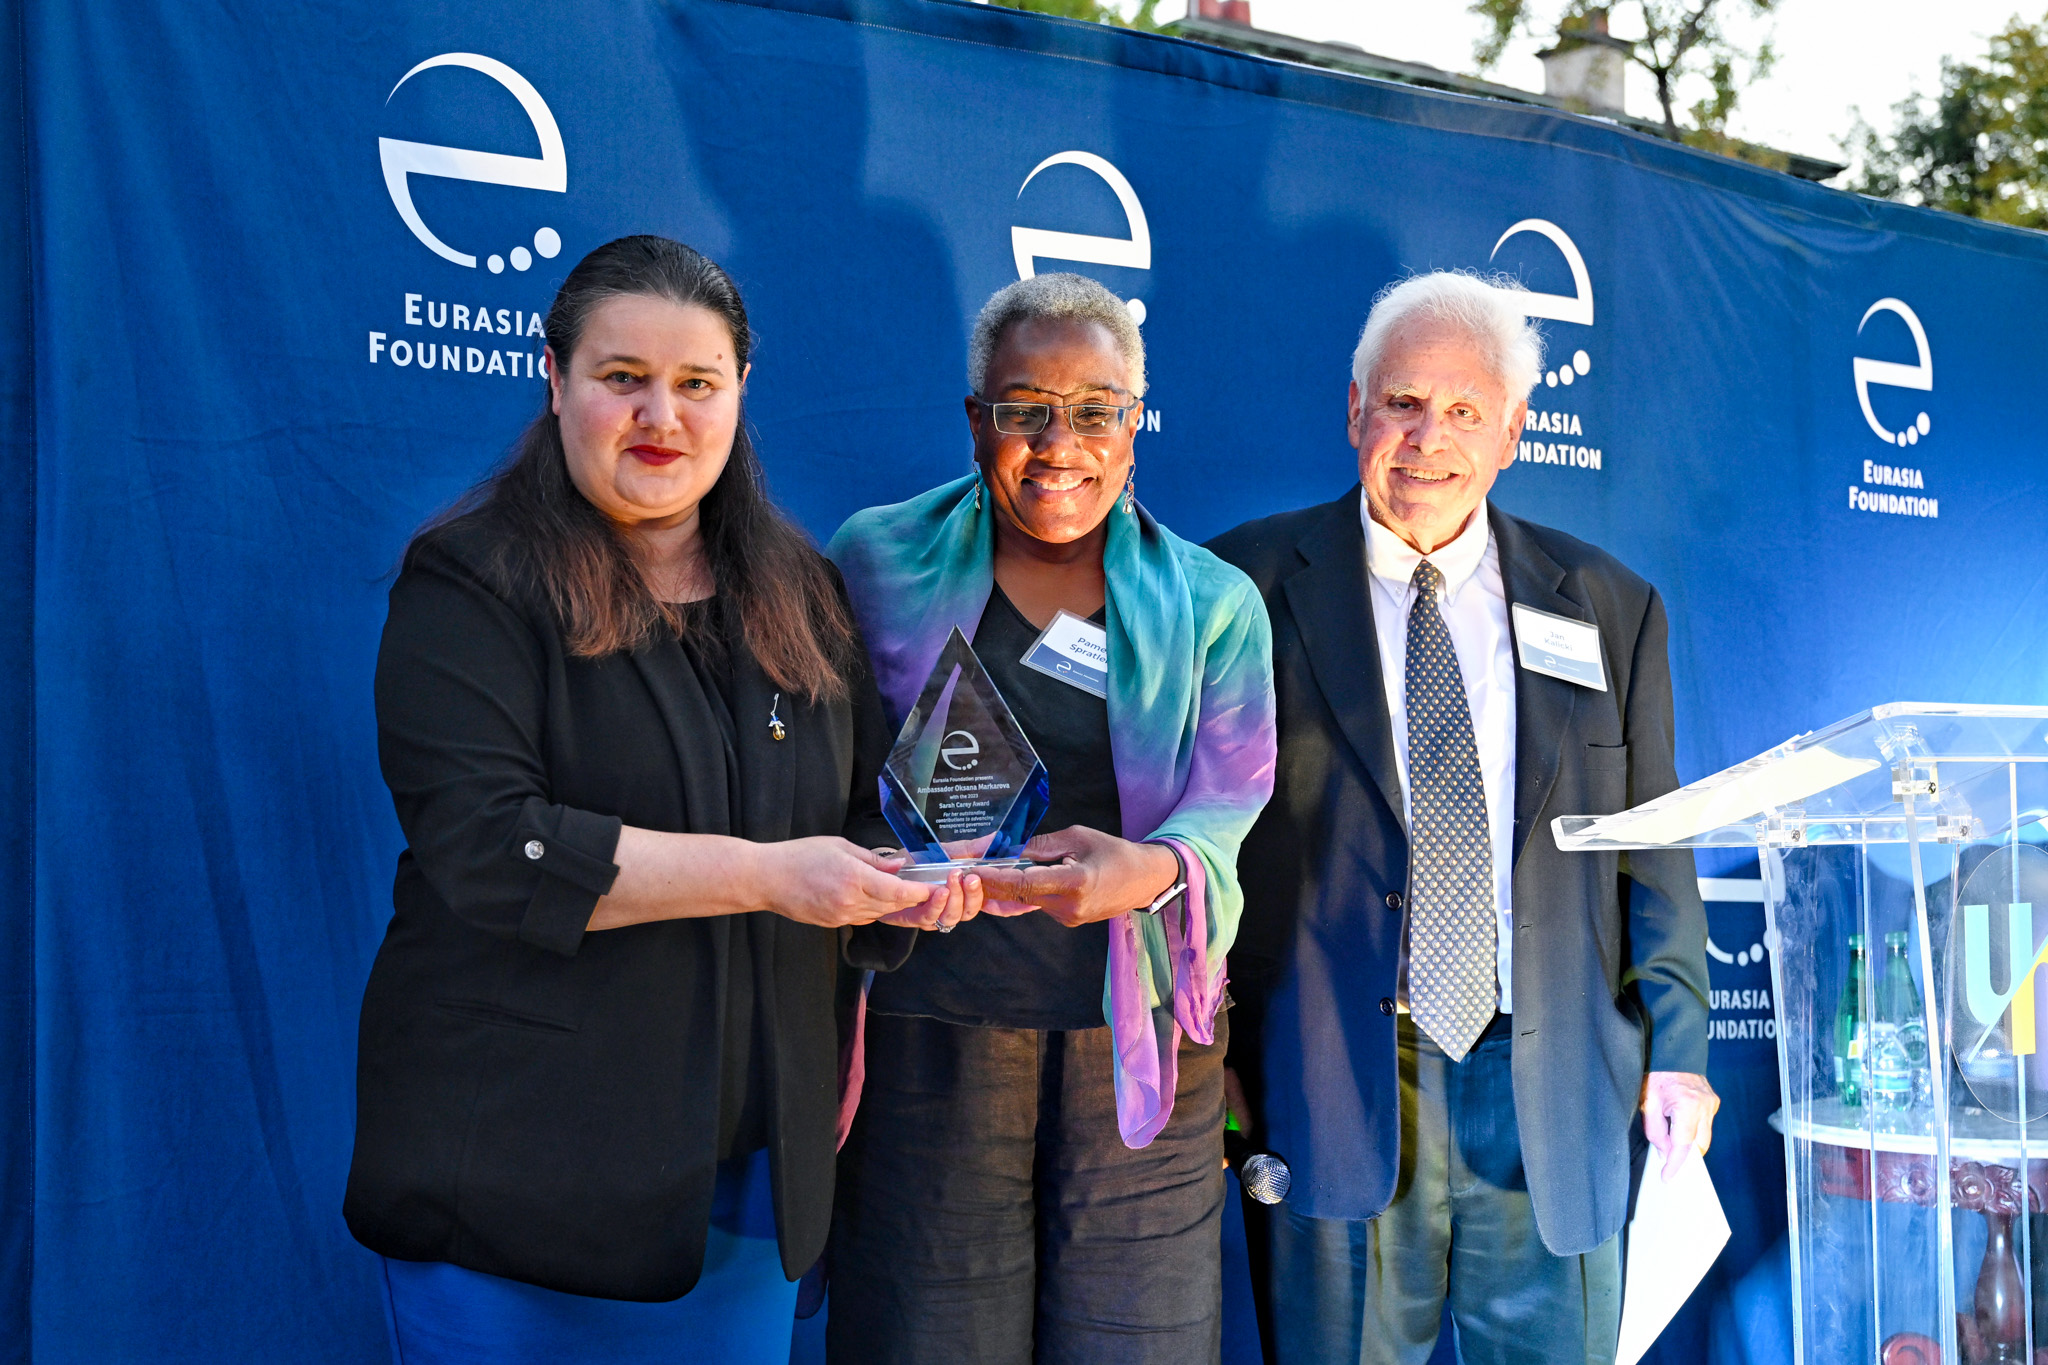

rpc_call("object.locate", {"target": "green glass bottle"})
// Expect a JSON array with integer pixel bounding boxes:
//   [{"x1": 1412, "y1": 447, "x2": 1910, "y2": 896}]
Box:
[
  {"x1": 1833, "y1": 934, "x2": 1868, "y2": 1107},
  {"x1": 1871, "y1": 930, "x2": 1928, "y2": 1113}
]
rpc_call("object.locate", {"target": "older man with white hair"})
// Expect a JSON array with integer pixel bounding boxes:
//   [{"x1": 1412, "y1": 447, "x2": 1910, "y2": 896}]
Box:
[{"x1": 1208, "y1": 271, "x2": 1715, "y2": 1364}]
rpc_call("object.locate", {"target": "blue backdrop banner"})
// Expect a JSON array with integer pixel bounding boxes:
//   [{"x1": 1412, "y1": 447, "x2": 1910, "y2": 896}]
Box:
[{"x1": 12, "y1": 0, "x2": 2048, "y2": 1360}]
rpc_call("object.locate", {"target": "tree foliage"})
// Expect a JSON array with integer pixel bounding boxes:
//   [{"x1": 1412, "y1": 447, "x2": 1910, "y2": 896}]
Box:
[
  {"x1": 1846, "y1": 13, "x2": 2048, "y2": 229},
  {"x1": 1469, "y1": 1, "x2": 1779, "y2": 144}
]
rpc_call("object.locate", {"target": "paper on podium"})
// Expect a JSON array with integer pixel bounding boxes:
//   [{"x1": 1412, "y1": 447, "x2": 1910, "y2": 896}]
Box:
[{"x1": 1617, "y1": 1147, "x2": 1730, "y2": 1365}]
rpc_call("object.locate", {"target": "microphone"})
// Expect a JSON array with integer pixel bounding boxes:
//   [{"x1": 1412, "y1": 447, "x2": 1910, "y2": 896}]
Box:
[
  {"x1": 1239, "y1": 1152, "x2": 1293, "y2": 1205},
  {"x1": 1224, "y1": 1124, "x2": 1292, "y2": 1204}
]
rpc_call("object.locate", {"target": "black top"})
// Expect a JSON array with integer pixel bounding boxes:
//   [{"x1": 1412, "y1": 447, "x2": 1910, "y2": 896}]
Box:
[
  {"x1": 343, "y1": 513, "x2": 910, "y2": 1303},
  {"x1": 671, "y1": 601, "x2": 765, "y2": 1163},
  {"x1": 868, "y1": 586, "x2": 1120, "y2": 1031}
]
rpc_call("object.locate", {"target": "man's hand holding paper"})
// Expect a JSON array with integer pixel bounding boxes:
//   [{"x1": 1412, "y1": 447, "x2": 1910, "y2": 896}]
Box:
[{"x1": 1641, "y1": 1070, "x2": 1722, "y2": 1180}]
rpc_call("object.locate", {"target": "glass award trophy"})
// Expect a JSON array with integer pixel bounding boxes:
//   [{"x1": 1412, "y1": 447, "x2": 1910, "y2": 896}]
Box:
[{"x1": 880, "y1": 627, "x2": 1051, "y2": 884}]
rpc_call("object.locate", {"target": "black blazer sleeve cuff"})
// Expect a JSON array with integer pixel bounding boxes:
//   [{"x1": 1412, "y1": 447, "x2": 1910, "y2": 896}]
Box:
[
  {"x1": 514, "y1": 799, "x2": 623, "y2": 957},
  {"x1": 841, "y1": 923, "x2": 917, "y2": 972}
]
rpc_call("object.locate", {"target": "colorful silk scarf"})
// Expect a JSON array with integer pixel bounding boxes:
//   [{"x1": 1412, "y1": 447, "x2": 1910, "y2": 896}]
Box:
[{"x1": 828, "y1": 474, "x2": 1276, "y2": 1146}]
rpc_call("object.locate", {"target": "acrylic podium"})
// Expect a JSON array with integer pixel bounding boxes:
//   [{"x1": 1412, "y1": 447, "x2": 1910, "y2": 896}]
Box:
[{"x1": 1555, "y1": 704, "x2": 2048, "y2": 1365}]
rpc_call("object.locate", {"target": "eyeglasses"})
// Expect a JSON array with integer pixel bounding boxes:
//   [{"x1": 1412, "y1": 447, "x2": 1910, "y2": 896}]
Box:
[{"x1": 975, "y1": 399, "x2": 1137, "y2": 437}]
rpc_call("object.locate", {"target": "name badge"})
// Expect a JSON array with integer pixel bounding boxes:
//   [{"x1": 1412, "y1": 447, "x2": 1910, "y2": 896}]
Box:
[
  {"x1": 1511, "y1": 603, "x2": 1607, "y2": 691},
  {"x1": 1020, "y1": 610, "x2": 1108, "y2": 698}
]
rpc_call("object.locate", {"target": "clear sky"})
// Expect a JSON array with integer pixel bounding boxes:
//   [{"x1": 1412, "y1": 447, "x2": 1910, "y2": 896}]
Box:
[{"x1": 1167, "y1": 1, "x2": 2037, "y2": 172}]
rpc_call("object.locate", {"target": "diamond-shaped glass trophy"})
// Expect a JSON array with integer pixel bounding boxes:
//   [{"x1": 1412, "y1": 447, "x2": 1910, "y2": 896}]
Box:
[{"x1": 880, "y1": 627, "x2": 1051, "y2": 884}]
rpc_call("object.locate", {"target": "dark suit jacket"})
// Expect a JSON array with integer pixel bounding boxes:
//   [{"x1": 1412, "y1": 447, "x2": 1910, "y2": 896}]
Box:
[
  {"x1": 1207, "y1": 489, "x2": 1708, "y2": 1255},
  {"x1": 343, "y1": 513, "x2": 904, "y2": 1301}
]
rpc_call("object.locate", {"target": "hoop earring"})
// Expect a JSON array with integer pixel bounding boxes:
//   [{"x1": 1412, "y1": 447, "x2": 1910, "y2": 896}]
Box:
[{"x1": 1121, "y1": 465, "x2": 1135, "y2": 516}]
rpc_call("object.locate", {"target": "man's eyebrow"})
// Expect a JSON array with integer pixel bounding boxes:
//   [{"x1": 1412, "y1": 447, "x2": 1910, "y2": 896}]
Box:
[{"x1": 1380, "y1": 380, "x2": 1492, "y2": 406}]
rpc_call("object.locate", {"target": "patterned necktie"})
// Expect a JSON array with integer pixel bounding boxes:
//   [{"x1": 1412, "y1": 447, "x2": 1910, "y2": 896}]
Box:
[{"x1": 1404, "y1": 559, "x2": 1496, "y2": 1062}]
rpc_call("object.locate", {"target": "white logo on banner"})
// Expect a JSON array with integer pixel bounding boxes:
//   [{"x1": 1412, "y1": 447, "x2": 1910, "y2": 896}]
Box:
[
  {"x1": 1491, "y1": 218, "x2": 1593, "y2": 327},
  {"x1": 1490, "y1": 219, "x2": 1601, "y2": 475},
  {"x1": 1011, "y1": 151, "x2": 1152, "y2": 325},
  {"x1": 1852, "y1": 298, "x2": 1933, "y2": 447},
  {"x1": 1846, "y1": 298, "x2": 1938, "y2": 519},
  {"x1": 1698, "y1": 878, "x2": 1775, "y2": 1042},
  {"x1": 364, "y1": 55, "x2": 559, "y2": 380},
  {"x1": 380, "y1": 53, "x2": 567, "y2": 274}
]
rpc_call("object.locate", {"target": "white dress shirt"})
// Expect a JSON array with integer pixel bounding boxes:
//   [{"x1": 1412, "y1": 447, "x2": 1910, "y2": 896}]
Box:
[{"x1": 1362, "y1": 492, "x2": 1519, "y2": 1013}]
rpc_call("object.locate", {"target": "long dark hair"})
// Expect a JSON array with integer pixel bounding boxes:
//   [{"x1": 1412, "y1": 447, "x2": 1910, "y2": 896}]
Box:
[{"x1": 419, "y1": 235, "x2": 855, "y2": 700}]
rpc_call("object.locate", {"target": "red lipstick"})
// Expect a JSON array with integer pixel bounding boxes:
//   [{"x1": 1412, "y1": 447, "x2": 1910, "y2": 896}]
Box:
[{"x1": 627, "y1": 445, "x2": 684, "y2": 466}]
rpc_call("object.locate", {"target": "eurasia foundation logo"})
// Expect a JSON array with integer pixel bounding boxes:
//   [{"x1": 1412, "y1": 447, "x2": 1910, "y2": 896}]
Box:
[
  {"x1": 1011, "y1": 151, "x2": 1150, "y2": 321},
  {"x1": 1489, "y1": 218, "x2": 1601, "y2": 475},
  {"x1": 1847, "y1": 298, "x2": 1938, "y2": 520},
  {"x1": 1009, "y1": 151, "x2": 1161, "y2": 434},
  {"x1": 365, "y1": 53, "x2": 564, "y2": 381},
  {"x1": 1699, "y1": 877, "x2": 1775, "y2": 1043},
  {"x1": 940, "y1": 731, "x2": 982, "y2": 772},
  {"x1": 380, "y1": 52, "x2": 566, "y2": 274}
]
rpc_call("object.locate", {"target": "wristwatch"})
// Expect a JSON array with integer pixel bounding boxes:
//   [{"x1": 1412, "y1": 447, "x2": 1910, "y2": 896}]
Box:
[{"x1": 1140, "y1": 842, "x2": 1188, "y2": 916}]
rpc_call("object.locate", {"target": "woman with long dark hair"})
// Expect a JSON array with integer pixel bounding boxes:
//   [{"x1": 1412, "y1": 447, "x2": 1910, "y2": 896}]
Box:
[{"x1": 344, "y1": 236, "x2": 976, "y2": 1364}]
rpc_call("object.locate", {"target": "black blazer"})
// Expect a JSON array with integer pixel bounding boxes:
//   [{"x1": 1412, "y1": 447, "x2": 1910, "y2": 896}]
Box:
[
  {"x1": 343, "y1": 513, "x2": 904, "y2": 1301},
  {"x1": 1207, "y1": 489, "x2": 1709, "y2": 1255}
]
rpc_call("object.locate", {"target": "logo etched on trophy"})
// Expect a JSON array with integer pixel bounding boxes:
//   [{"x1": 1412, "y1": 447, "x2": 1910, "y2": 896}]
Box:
[{"x1": 880, "y1": 627, "x2": 1051, "y2": 883}]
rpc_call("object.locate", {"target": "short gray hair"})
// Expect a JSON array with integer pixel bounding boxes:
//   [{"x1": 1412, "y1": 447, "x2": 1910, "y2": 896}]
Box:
[
  {"x1": 968, "y1": 272, "x2": 1147, "y2": 398},
  {"x1": 1351, "y1": 270, "x2": 1544, "y2": 407}
]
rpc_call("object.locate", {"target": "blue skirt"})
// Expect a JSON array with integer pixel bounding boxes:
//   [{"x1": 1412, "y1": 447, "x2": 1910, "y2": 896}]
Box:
[{"x1": 380, "y1": 1148, "x2": 798, "y2": 1365}]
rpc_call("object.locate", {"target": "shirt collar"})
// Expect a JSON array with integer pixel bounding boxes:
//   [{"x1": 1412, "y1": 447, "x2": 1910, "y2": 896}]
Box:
[{"x1": 1360, "y1": 489, "x2": 1492, "y2": 603}]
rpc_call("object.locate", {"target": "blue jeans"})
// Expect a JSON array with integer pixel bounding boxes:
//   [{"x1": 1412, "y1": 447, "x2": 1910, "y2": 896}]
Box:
[
  {"x1": 1264, "y1": 1015, "x2": 1621, "y2": 1365},
  {"x1": 380, "y1": 1147, "x2": 796, "y2": 1365}
]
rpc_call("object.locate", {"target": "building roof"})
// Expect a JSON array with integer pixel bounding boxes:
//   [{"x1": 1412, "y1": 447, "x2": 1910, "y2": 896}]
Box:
[{"x1": 1171, "y1": 14, "x2": 1847, "y2": 183}]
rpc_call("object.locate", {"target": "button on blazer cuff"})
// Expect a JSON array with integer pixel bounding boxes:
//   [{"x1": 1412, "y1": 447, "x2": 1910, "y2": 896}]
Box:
[{"x1": 514, "y1": 798, "x2": 623, "y2": 957}]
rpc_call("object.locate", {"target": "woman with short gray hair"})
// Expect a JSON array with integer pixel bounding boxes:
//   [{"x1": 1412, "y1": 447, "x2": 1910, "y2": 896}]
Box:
[{"x1": 823, "y1": 272, "x2": 1277, "y2": 1363}]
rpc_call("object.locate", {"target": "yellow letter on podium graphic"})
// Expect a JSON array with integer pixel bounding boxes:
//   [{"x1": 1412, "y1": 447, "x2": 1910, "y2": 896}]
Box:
[{"x1": 1965, "y1": 903, "x2": 2046, "y2": 1056}]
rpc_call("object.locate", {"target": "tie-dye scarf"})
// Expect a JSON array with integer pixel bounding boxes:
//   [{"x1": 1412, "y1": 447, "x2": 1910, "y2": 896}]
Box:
[{"x1": 828, "y1": 474, "x2": 1276, "y2": 1146}]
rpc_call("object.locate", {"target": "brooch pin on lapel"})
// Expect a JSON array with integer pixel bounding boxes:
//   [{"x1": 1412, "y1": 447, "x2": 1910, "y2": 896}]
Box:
[{"x1": 768, "y1": 693, "x2": 787, "y2": 742}]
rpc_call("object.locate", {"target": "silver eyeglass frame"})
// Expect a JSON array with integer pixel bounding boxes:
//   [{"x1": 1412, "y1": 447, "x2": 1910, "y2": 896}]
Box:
[{"x1": 971, "y1": 397, "x2": 1139, "y2": 437}]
